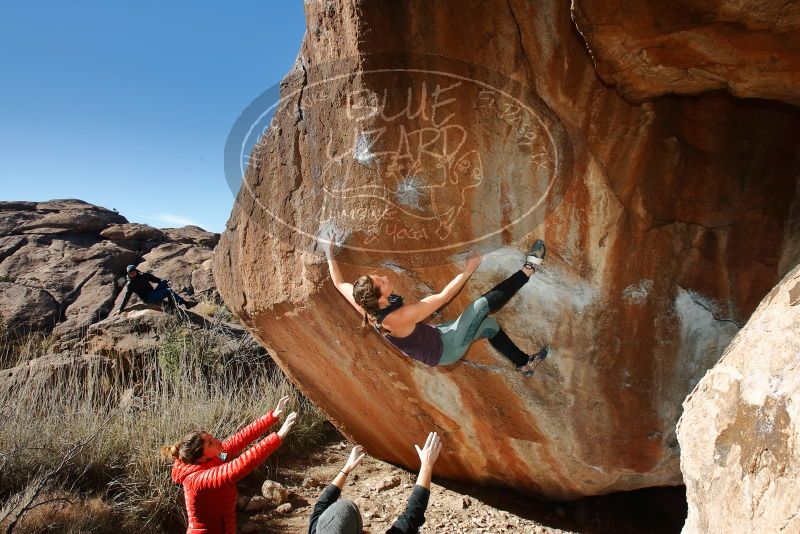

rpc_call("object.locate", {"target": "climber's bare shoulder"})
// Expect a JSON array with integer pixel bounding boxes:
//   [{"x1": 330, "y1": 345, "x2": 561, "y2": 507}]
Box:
[{"x1": 385, "y1": 301, "x2": 434, "y2": 334}]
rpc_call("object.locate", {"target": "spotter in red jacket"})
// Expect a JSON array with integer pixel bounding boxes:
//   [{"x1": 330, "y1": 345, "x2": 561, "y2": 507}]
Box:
[{"x1": 171, "y1": 411, "x2": 282, "y2": 534}]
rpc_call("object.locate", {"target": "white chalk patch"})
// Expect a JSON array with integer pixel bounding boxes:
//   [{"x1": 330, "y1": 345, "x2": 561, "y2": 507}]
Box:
[
  {"x1": 412, "y1": 366, "x2": 465, "y2": 421},
  {"x1": 379, "y1": 261, "x2": 403, "y2": 273},
  {"x1": 353, "y1": 133, "x2": 375, "y2": 166},
  {"x1": 394, "y1": 176, "x2": 428, "y2": 211},
  {"x1": 463, "y1": 247, "x2": 597, "y2": 347},
  {"x1": 623, "y1": 279, "x2": 653, "y2": 305},
  {"x1": 476, "y1": 247, "x2": 598, "y2": 314},
  {"x1": 316, "y1": 221, "x2": 349, "y2": 252},
  {"x1": 674, "y1": 287, "x2": 739, "y2": 390}
]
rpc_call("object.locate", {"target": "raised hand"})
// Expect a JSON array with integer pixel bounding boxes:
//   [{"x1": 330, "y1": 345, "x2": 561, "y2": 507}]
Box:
[
  {"x1": 342, "y1": 445, "x2": 366, "y2": 474},
  {"x1": 414, "y1": 431, "x2": 443, "y2": 469},
  {"x1": 326, "y1": 230, "x2": 338, "y2": 258},
  {"x1": 273, "y1": 395, "x2": 290, "y2": 417},
  {"x1": 464, "y1": 251, "x2": 482, "y2": 273},
  {"x1": 276, "y1": 412, "x2": 297, "y2": 440}
]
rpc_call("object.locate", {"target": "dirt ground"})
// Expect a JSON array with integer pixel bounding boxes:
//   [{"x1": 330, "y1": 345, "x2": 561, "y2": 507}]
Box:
[{"x1": 236, "y1": 439, "x2": 687, "y2": 534}]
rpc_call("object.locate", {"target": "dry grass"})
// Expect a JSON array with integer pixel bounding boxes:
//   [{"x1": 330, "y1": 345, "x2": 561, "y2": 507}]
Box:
[
  {"x1": 0, "y1": 315, "x2": 330, "y2": 533},
  {"x1": 0, "y1": 330, "x2": 62, "y2": 369}
]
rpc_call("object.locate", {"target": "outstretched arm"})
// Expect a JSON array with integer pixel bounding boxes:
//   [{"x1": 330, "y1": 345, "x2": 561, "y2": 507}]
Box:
[
  {"x1": 308, "y1": 445, "x2": 366, "y2": 533},
  {"x1": 222, "y1": 396, "x2": 288, "y2": 456},
  {"x1": 117, "y1": 285, "x2": 133, "y2": 313},
  {"x1": 388, "y1": 432, "x2": 442, "y2": 534},
  {"x1": 393, "y1": 253, "x2": 481, "y2": 325},
  {"x1": 325, "y1": 232, "x2": 364, "y2": 315},
  {"x1": 190, "y1": 413, "x2": 296, "y2": 491}
]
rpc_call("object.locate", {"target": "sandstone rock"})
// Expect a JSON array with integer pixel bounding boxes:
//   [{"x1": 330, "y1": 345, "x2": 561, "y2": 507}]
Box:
[
  {"x1": 0, "y1": 234, "x2": 139, "y2": 339},
  {"x1": 16, "y1": 199, "x2": 126, "y2": 235},
  {"x1": 213, "y1": 0, "x2": 800, "y2": 498},
  {"x1": 375, "y1": 476, "x2": 402, "y2": 492},
  {"x1": 191, "y1": 259, "x2": 217, "y2": 298},
  {"x1": 261, "y1": 480, "x2": 289, "y2": 506},
  {"x1": 275, "y1": 503, "x2": 292, "y2": 514},
  {"x1": 0, "y1": 200, "x2": 222, "y2": 342},
  {"x1": 162, "y1": 226, "x2": 220, "y2": 248},
  {"x1": 100, "y1": 223, "x2": 167, "y2": 252},
  {"x1": 0, "y1": 353, "x2": 114, "y2": 394},
  {"x1": 572, "y1": 0, "x2": 800, "y2": 105},
  {"x1": 83, "y1": 309, "x2": 163, "y2": 357},
  {"x1": 0, "y1": 202, "x2": 38, "y2": 237},
  {"x1": 244, "y1": 495, "x2": 268, "y2": 512},
  {"x1": 132, "y1": 242, "x2": 215, "y2": 299},
  {"x1": 677, "y1": 264, "x2": 800, "y2": 533},
  {"x1": 301, "y1": 476, "x2": 327, "y2": 490},
  {"x1": 0, "y1": 281, "x2": 60, "y2": 334}
]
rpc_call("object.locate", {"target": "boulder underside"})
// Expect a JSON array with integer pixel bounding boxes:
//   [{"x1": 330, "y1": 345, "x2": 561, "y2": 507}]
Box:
[{"x1": 213, "y1": 0, "x2": 800, "y2": 498}]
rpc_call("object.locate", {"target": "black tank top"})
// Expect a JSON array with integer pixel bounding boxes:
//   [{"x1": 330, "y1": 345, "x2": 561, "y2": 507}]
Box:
[{"x1": 374, "y1": 294, "x2": 443, "y2": 366}]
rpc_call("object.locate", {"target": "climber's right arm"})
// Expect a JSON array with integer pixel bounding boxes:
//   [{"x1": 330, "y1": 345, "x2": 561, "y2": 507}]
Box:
[{"x1": 326, "y1": 236, "x2": 364, "y2": 314}]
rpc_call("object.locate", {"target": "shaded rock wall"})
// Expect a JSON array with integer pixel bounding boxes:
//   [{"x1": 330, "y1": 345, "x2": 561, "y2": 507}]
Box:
[
  {"x1": 213, "y1": 0, "x2": 800, "y2": 498},
  {"x1": 677, "y1": 263, "x2": 800, "y2": 533},
  {"x1": 572, "y1": 0, "x2": 800, "y2": 105}
]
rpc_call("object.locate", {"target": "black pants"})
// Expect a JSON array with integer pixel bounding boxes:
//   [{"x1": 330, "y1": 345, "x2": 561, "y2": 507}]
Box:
[
  {"x1": 437, "y1": 270, "x2": 531, "y2": 367},
  {"x1": 484, "y1": 271, "x2": 530, "y2": 367}
]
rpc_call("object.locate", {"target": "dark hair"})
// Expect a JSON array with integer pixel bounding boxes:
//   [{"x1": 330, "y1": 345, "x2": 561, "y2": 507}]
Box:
[
  {"x1": 161, "y1": 431, "x2": 206, "y2": 464},
  {"x1": 352, "y1": 275, "x2": 382, "y2": 330}
]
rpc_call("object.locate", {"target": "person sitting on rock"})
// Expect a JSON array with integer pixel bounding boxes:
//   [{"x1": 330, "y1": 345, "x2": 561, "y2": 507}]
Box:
[
  {"x1": 164, "y1": 396, "x2": 297, "y2": 534},
  {"x1": 308, "y1": 432, "x2": 442, "y2": 534},
  {"x1": 326, "y1": 233, "x2": 549, "y2": 377},
  {"x1": 114, "y1": 264, "x2": 196, "y2": 314}
]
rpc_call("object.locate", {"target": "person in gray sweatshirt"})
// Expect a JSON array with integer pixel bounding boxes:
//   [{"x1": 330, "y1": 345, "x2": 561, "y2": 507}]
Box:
[{"x1": 308, "y1": 432, "x2": 443, "y2": 534}]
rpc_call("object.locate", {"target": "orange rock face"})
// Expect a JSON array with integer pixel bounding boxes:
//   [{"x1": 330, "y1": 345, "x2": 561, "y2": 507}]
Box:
[
  {"x1": 213, "y1": 0, "x2": 800, "y2": 498},
  {"x1": 572, "y1": 0, "x2": 800, "y2": 104}
]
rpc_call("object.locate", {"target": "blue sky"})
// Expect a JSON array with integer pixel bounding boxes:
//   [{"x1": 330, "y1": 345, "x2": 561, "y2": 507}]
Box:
[{"x1": 0, "y1": 1, "x2": 306, "y2": 232}]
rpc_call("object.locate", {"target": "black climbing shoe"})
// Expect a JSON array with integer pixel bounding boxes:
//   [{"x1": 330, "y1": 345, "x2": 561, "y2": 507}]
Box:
[
  {"x1": 184, "y1": 300, "x2": 197, "y2": 309},
  {"x1": 517, "y1": 346, "x2": 548, "y2": 378},
  {"x1": 524, "y1": 239, "x2": 546, "y2": 270}
]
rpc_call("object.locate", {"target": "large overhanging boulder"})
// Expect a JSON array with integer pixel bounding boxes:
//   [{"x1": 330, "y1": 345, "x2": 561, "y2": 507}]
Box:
[
  {"x1": 677, "y1": 264, "x2": 800, "y2": 532},
  {"x1": 571, "y1": 0, "x2": 800, "y2": 105},
  {"x1": 213, "y1": 0, "x2": 800, "y2": 498}
]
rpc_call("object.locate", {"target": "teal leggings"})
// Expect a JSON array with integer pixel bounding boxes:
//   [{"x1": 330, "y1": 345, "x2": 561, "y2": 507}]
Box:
[
  {"x1": 436, "y1": 296, "x2": 499, "y2": 365},
  {"x1": 435, "y1": 270, "x2": 531, "y2": 366}
]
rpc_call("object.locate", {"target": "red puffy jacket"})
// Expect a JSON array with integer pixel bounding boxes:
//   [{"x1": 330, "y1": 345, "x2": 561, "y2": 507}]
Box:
[{"x1": 171, "y1": 411, "x2": 282, "y2": 534}]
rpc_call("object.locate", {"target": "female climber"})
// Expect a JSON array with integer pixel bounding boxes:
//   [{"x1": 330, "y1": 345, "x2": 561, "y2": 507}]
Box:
[
  {"x1": 164, "y1": 396, "x2": 297, "y2": 534},
  {"x1": 325, "y1": 233, "x2": 548, "y2": 376}
]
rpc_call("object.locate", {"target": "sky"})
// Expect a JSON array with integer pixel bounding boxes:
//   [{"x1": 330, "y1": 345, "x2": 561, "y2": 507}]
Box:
[{"x1": 0, "y1": 1, "x2": 306, "y2": 232}]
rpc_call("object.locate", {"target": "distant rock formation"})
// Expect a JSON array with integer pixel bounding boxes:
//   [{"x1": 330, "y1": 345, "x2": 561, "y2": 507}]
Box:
[
  {"x1": 213, "y1": 0, "x2": 800, "y2": 498},
  {"x1": 678, "y1": 263, "x2": 800, "y2": 533},
  {"x1": 0, "y1": 199, "x2": 220, "y2": 339}
]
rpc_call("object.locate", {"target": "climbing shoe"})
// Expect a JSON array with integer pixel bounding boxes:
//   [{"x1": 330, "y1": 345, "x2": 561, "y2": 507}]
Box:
[
  {"x1": 184, "y1": 300, "x2": 197, "y2": 309},
  {"x1": 517, "y1": 346, "x2": 548, "y2": 378},
  {"x1": 524, "y1": 239, "x2": 546, "y2": 270}
]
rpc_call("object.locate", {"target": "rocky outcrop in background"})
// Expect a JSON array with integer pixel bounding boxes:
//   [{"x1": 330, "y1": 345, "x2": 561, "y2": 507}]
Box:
[
  {"x1": 0, "y1": 199, "x2": 219, "y2": 340},
  {"x1": 677, "y1": 263, "x2": 800, "y2": 533},
  {"x1": 0, "y1": 199, "x2": 272, "y2": 408},
  {"x1": 213, "y1": 0, "x2": 800, "y2": 499}
]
